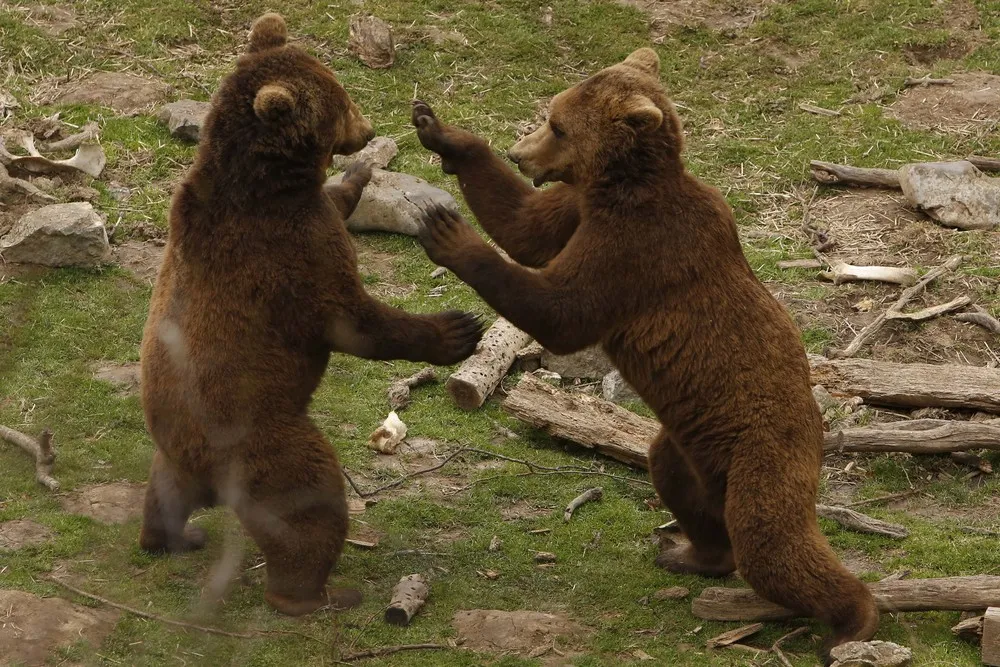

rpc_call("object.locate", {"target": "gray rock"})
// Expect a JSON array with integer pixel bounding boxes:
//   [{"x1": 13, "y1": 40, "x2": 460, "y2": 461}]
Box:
[
  {"x1": 602, "y1": 370, "x2": 640, "y2": 403},
  {"x1": 899, "y1": 160, "x2": 1000, "y2": 231},
  {"x1": 542, "y1": 346, "x2": 615, "y2": 380},
  {"x1": 829, "y1": 641, "x2": 913, "y2": 667},
  {"x1": 331, "y1": 136, "x2": 398, "y2": 170},
  {"x1": 0, "y1": 202, "x2": 110, "y2": 267},
  {"x1": 325, "y1": 168, "x2": 458, "y2": 236},
  {"x1": 157, "y1": 100, "x2": 211, "y2": 142}
]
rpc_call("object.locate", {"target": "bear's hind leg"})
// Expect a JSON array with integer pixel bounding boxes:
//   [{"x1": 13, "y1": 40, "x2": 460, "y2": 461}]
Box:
[
  {"x1": 139, "y1": 450, "x2": 211, "y2": 554},
  {"x1": 648, "y1": 431, "x2": 735, "y2": 577},
  {"x1": 725, "y1": 458, "x2": 879, "y2": 664},
  {"x1": 235, "y1": 430, "x2": 361, "y2": 616}
]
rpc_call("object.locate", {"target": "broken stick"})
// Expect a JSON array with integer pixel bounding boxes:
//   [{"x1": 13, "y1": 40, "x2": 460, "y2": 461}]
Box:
[
  {"x1": 955, "y1": 307, "x2": 1000, "y2": 335},
  {"x1": 809, "y1": 160, "x2": 901, "y2": 188},
  {"x1": 563, "y1": 487, "x2": 603, "y2": 522},
  {"x1": 387, "y1": 367, "x2": 437, "y2": 410},
  {"x1": 692, "y1": 575, "x2": 1000, "y2": 622},
  {"x1": 831, "y1": 255, "x2": 962, "y2": 358},
  {"x1": 447, "y1": 317, "x2": 531, "y2": 411},
  {"x1": 385, "y1": 574, "x2": 429, "y2": 626},
  {"x1": 969, "y1": 156, "x2": 1000, "y2": 173},
  {"x1": 885, "y1": 295, "x2": 972, "y2": 321},
  {"x1": 706, "y1": 622, "x2": 764, "y2": 649},
  {"x1": 903, "y1": 76, "x2": 955, "y2": 87},
  {"x1": 0, "y1": 425, "x2": 58, "y2": 490},
  {"x1": 815, "y1": 504, "x2": 908, "y2": 539},
  {"x1": 820, "y1": 261, "x2": 917, "y2": 287}
]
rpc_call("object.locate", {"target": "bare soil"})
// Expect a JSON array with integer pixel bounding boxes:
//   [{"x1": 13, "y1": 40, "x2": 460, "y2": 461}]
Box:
[
  {"x1": 92, "y1": 361, "x2": 141, "y2": 396},
  {"x1": 887, "y1": 72, "x2": 1000, "y2": 135},
  {"x1": 617, "y1": 0, "x2": 775, "y2": 37},
  {"x1": 0, "y1": 519, "x2": 53, "y2": 550},
  {"x1": 452, "y1": 609, "x2": 585, "y2": 663},
  {"x1": 0, "y1": 589, "x2": 119, "y2": 666},
  {"x1": 112, "y1": 240, "x2": 164, "y2": 283},
  {"x1": 49, "y1": 72, "x2": 172, "y2": 114},
  {"x1": 60, "y1": 482, "x2": 146, "y2": 524}
]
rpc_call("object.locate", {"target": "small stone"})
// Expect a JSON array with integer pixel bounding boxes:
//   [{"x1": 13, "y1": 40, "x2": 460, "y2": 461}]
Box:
[
  {"x1": 108, "y1": 183, "x2": 132, "y2": 201},
  {"x1": 325, "y1": 168, "x2": 459, "y2": 236},
  {"x1": 829, "y1": 640, "x2": 913, "y2": 667},
  {"x1": 542, "y1": 346, "x2": 614, "y2": 380},
  {"x1": 157, "y1": 99, "x2": 211, "y2": 142},
  {"x1": 65, "y1": 185, "x2": 100, "y2": 202},
  {"x1": 601, "y1": 370, "x2": 640, "y2": 403},
  {"x1": 348, "y1": 15, "x2": 395, "y2": 69},
  {"x1": 488, "y1": 535, "x2": 502, "y2": 552},
  {"x1": 533, "y1": 551, "x2": 557, "y2": 563},
  {"x1": 513, "y1": 342, "x2": 544, "y2": 373},
  {"x1": 0, "y1": 202, "x2": 110, "y2": 267},
  {"x1": 428, "y1": 285, "x2": 447, "y2": 297},
  {"x1": 431, "y1": 266, "x2": 448, "y2": 279},
  {"x1": 331, "y1": 136, "x2": 398, "y2": 170},
  {"x1": 652, "y1": 586, "x2": 690, "y2": 601},
  {"x1": 481, "y1": 569, "x2": 500, "y2": 580},
  {"x1": 853, "y1": 297, "x2": 875, "y2": 312}
]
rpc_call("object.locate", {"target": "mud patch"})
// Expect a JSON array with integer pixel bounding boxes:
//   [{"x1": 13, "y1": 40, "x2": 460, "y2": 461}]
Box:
[
  {"x1": 92, "y1": 361, "x2": 141, "y2": 396},
  {"x1": 0, "y1": 519, "x2": 53, "y2": 550},
  {"x1": 355, "y1": 244, "x2": 413, "y2": 299},
  {"x1": 453, "y1": 609, "x2": 585, "y2": 662},
  {"x1": 16, "y1": 4, "x2": 79, "y2": 35},
  {"x1": 617, "y1": 0, "x2": 775, "y2": 37},
  {"x1": 0, "y1": 589, "x2": 119, "y2": 665},
  {"x1": 839, "y1": 549, "x2": 885, "y2": 577},
  {"x1": 112, "y1": 240, "x2": 164, "y2": 283},
  {"x1": 500, "y1": 499, "x2": 552, "y2": 521},
  {"x1": 887, "y1": 72, "x2": 1000, "y2": 135},
  {"x1": 368, "y1": 438, "x2": 465, "y2": 496},
  {"x1": 61, "y1": 482, "x2": 145, "y2": 524},
  {"x1": 50, "y1": 72, "x2": 172, "y2": 114}
]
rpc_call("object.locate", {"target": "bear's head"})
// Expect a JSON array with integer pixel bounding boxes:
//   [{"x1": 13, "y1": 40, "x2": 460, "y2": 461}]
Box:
[
  {"x1": 199, "y1": 13, "x2": 374, "y2": 185},
  {"x1": 507, "y1": 48, "x2": 681, "y2": 187}
]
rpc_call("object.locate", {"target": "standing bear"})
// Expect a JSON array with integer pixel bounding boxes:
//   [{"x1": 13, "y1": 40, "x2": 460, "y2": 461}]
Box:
[
  {"x1": 410, "y1": 48, "x2": 879, "y2": 660},
  {"x1": 138, "y1": 12, "x2": 482, "y2": 615}
]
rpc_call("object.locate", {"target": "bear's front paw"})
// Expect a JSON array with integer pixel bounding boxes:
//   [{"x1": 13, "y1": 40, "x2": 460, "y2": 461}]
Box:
[
  {"x1": 428, "y1": 310, "x2": 484, "y2": 365},
  {"x1": 411, "y1": 100, "x2": 473, "y2": 174},
  {"x1": 417, "y1": 204, "x2": 483, "y2": 269},
  {"x1": 343, "y1": 159, "x2": 372, "y2": 189}
]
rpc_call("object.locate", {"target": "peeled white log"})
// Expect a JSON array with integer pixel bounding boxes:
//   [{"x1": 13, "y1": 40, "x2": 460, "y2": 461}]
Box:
[{"x1": 447, "y1": 318, "x2": 531, "y2": 410}]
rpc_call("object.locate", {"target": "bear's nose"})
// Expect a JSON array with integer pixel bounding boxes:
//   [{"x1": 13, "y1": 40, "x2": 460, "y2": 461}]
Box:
[{"x1": 507, "y1": 150, "x2": 521, "y2": 164}]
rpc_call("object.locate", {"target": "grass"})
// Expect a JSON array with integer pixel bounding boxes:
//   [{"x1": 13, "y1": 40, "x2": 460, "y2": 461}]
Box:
[{"x1": 1, "y1": 0, "x2": 1000, "y2": 665}]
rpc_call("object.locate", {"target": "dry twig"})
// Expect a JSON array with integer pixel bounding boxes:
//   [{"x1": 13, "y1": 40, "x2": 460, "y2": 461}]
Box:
[
  {"x1": 771, "y1": 626, "x2": 809, "y2": 667},
  {"x1": 563, "y1": 487, "x2": 603, "y2": 522},
  {"x1": 904, "y1": 76, "x2": 955, "y2": 87},
  {"x1": 0, "y1": 425, "x2": 58, "y2": 490},
  {"x1": 387, "y1": 367, "x2": 437, "y2": 411},
  {"x1": 337, "y1": 643, "x2": 448, "y2": 663}
]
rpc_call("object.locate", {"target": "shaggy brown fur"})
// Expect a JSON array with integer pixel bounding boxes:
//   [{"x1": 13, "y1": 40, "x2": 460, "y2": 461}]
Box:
[
  {"x1": 138, "y1": 12, "x2": 482, "y2": 616},
  {"x1": 410, "y1": 48, "x2": 879, "y2": 660}
]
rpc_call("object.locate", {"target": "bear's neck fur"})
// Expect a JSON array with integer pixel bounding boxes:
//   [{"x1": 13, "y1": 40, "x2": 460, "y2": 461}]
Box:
[{"x1": 590, "y1": 121, "x2": 683, "y2": 209}]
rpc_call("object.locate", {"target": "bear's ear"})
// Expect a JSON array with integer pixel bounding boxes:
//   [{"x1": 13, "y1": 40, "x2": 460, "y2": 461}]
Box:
[
  {"x1": 247, "y1": 12, "x2": 288, "y2": 53},
  {"x1": 622, "y1": 48, "x2": 660, "y2": 76},
  {"x1": 254, "y1": 84, "x2": 295, "y2": 123},
  {"x1": 622, "y1": 94, "x2": 663, "y2": 132}
]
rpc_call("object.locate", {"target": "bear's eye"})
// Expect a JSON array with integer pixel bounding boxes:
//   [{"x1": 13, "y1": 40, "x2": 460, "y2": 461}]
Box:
[{"x1": 549, "y1": 122, "x2": 566, "y2": 139}]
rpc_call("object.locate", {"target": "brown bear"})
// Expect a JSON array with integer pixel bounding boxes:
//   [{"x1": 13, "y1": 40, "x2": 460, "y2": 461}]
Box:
[
  {"x1": 409, "y1": 48, "x2": 879, "y2": 660},
  {"x1": 138, "y1": 12, "x2": 482, "y2": 616}
]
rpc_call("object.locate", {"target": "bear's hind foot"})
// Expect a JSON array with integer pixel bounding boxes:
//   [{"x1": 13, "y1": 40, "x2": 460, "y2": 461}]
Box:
[
  {"x1": 266, "y1": 586, "x2": 362, "y2": 616},
  {"x1": 139, "y1": 525, "x2": 207, "y2": 555},
  {"x1": 655, "y1": 537, "x2": 735, "y2": 578}
]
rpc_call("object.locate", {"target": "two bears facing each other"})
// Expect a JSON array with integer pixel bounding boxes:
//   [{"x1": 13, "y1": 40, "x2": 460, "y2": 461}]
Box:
[
  {"x1": 138, "y1": 13, "x2": 483, "y2": 615},
  {"x1": 411, "y1": 48, "x2": 878, "y2": 663},
  {"x1": 138, "y1": 9, "x2": 879, "y2": 663}
]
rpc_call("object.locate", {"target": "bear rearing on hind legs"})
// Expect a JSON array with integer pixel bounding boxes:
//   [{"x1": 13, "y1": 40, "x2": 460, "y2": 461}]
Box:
[
  {"x1": 138, "y1": 12, "x2": 482, "y2": 616},
  {"x1": 410, "y1": 47, "x2": 879, "y2": 662}
]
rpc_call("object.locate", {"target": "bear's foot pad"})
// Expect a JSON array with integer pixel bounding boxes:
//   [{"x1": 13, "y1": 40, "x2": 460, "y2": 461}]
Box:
[{"x1": 655, "y1": 536, "x2": 735, "y2": 578}]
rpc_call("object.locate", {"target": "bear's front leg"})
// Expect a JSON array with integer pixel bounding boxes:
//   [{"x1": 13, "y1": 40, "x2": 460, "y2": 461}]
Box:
[{"x1": 324, "y1": 160, "x2": 372, "y2": 220}]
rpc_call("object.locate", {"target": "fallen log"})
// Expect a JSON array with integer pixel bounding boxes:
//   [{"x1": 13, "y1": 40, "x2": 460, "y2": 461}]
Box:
[
  {"x1": 693, "y1": 576, "x2": 1000, "y2": 622},
  {"x1": 384, "y1": 574, "x2": 429, "y2": 626},
  {"x1": 501, "y1": 372, "x2": 656, "y2": 468},
  {"x1": 810, "y1": 355, "x2": 1000, "y2": 413},
  {"x1": 809, "y1": 161, "x2": 901, "y2": 188},
  {"x1": 815, "y1": 504, "x2": 908, "y2": 539},
  {"x1": 447, "y1": 318, "x2": 531, "y2": 411},
  {"x1": 825, "y1": 419, "x2": 1000, "y2": 453},
  {"x1": 969, "y1": 156, "x2": 1000, "y2": 173}
]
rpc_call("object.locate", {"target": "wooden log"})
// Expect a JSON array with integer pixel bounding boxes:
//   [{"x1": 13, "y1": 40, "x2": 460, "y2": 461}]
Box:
[
  {"x1": 809, "y1": 160, "x2": 901, "y2": 188},
  {"x1": 447, "y1": 318, "x2": 531, "y2": 411},
  {"x1": 809, "y1": 356, "x2": 1000, "y2": 413},
  {"x1": 955, "y1": 310, "x2": 1000, "y2": 335},
  {"x1": 983, "y1": 607, "x2": 1000, "y2": 666},
  {"x1": 952, "y1": 614, "x2": 984, "y2": 642},
  {"x1": 385, "y1": 574, "x2": 428, "y2": 626},
  {"x1": 819, "y1": 262, "x2": 917, "y2": 286},
  {"x1": 825, "y1": 419, "x2": 1000, "y2": 453},
  {"x1": 815, "y1": 504, "x2": 908, "y2": 539},
  {"x1": 969, "y1": 156, "x2": 1000, "y2": 173},
  {"x1": 692, "y1": 576, "x2": 1000, "y2": 622},
  {"x1": 501, "y1": 373, "x2": 656, "y2": 468},
  {"x1": 706, "y1": 623, "x2": 764, "y2": 648}
]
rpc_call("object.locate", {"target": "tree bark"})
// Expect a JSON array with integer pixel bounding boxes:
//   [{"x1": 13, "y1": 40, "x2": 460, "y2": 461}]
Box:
[
  {"x1": 825, "y1": 419, "x2": 1000, "y2": 453},
  {"x1": 501, "y1": 373, "x2": 656, "y2": 468},
  {"x1": 384, "y1": 574, "x2": 428, "y2": 626},
  {"x1": 815, "y1": 504, "x2": 908, "y2": 538},
  {"x1": 810, "y1": 356, "x2": 1000, "y2": 413},
  {"x1": 809, "y1": 161, "x2": 901, "y2": 188},
  {"x1": 447, "y1": 318, "x2": 531, "y2": 410},
  {"x1": 692, "y1": 576, "x2": 1000, "y2": 622}
]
